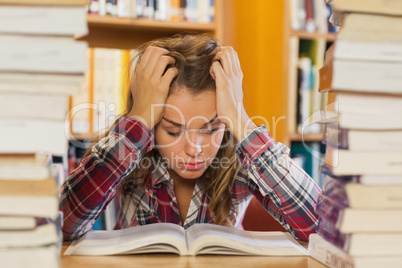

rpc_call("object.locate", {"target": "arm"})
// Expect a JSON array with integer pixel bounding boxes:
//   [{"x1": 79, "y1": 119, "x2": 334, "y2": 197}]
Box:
[
  {"x1": 236, "y1": 125, "x2": 321, "y2": 241},
  {"x1": 211, "y1": 46, "x2": 320, "y2": 240},
  {"x1": 60, "y1": 46, "x2": 178, "y2": 241},
  {"x1": 59, "y1": 117, "x2": 154, "y2": 240}
]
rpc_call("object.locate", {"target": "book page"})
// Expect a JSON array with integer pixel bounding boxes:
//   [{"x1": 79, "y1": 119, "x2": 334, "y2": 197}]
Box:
[
  {"x1": 65, "y1": 223, "x2": 187, "y2": 255},
  {"x1": 186, "y1": 224, "x2": 307, "y2": 256}
]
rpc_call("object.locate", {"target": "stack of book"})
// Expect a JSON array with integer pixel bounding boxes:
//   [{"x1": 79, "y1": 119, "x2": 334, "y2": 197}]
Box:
[
  {"x1": 308, "y1": 0, "x2": 402, "y2": 267},
  {"x1": 0, "y1": 0, "x2": 88, "y2": 267}
]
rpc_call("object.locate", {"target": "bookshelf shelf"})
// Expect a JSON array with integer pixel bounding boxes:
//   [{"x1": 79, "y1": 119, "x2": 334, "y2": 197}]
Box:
[
  {"x1": 79, "y1": 14, "x2": 216, "y2": 49},
  {"x1": 87, "y1": 14, "x2": 215, "y2": 32},
  {"x1": 289, "y1": 133, "x2": 323, "y2": 142},
  {"x1": 290, "y1": 30, "x2": 337, "y2": 41}
]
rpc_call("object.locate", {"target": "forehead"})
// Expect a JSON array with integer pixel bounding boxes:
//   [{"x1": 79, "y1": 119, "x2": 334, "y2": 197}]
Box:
[{"x1": 163, "y1": 88, "x2": 217, "y2": 127}]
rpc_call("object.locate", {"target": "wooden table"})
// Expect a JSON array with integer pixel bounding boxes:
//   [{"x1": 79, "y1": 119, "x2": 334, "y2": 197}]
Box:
[{"x1": 61, "y1": 242, "x2": 327, "y2": 268}]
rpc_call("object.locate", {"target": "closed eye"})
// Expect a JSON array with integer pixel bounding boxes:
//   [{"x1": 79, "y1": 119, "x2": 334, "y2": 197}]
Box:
[
  {"x1": 199, "y1": 128, "x2": 219, "y2": 134},
  {"x1": 166, "y1": 128, "x2": 219, "y2": 137},
  {"x1": 167, "y1": 131, "x2": 183, "y2": 137}
]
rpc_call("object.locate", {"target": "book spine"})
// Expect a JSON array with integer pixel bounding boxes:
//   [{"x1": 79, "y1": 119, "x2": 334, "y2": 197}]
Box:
[
  {"x1": 209, "y1": 0, "x2": 214, "y2": 22},
  {"x1": 179, "y1": 0, "x2": 186, "y2": 21},
  {"x1": 290, "y1": 0, "x2": 306, "y2": 31},
  {"x1": 326, "y1": 3, "x2": 338, "y2": 33},
  {"x1": 322, "y1": 123, "x2": 349, "y2": 150},
  {"x1": 315, "y1": 193, "x2": 347, "y2": 224},
  {"x1": 98, "y1": 0, "x2": 107, "y2": 15},
  {"x1": 136, "y1": 0, "x2": 145, "y2": 18},
  {"x1": 197, "y1": 0, "x2": 209, "y2": 23},
  {"x1": 304, "y1": 0, "x2": 316, "y2": 32},
  {"x1": 145, "y1": 0, "x2": 155, "y2": 19},
  {"x1": 89, "y1": 0, "x2": 100, "y2": 14},
  {"x1": 170, "y1": 0, "x2": 180, "y2": 21},
  {"x1": 308, "y1": 234, "x2": 355, "y2": 268},
  {"x1": 297, "y1": 57, "x2": 312, "y2": 133},
  {"x1": 313, "y1": 0, "x2": 327, "y2": 33},
  {"x1": 117, "y1": 0, "x2": 130, "y2": 17}
]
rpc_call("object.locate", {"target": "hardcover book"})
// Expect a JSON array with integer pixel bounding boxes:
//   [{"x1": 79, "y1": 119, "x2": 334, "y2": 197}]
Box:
[
  {"x1": 308, "y1": 234, "x2": 402, "y2": 268},
  {"x1": 316, "y1": 218, "x2": 402, "y2": 256},
  {"x1": 315, "y1": 194, "x2": 402, "y2": 233},
  {"x1": 322, "y1": 123, "x2": 402, "y2": 151},
  {"x1": 320, "y1": 164, "x2": 402, "y2": 186},
  {"x1": 321, "y1": 173, "x2": 402, "y2": 208},
  {"x1": 332, "y1": 0, "x2": 402, "y2": 16}
]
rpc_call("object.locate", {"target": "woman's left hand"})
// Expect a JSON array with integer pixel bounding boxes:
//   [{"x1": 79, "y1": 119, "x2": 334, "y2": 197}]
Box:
[{"x1": 210, "y1": 46, "x2": 257, "y2": 140}]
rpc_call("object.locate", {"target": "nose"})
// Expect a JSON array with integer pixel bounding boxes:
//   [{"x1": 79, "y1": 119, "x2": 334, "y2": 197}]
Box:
[{"x1": 184, "y1": 131, "x2": 203, "y2": 157}]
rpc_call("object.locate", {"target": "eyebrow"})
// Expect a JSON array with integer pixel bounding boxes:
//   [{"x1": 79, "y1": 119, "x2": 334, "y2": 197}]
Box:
[{"x1": 162, "y1": 115, "x2": 218, "y2": 128}]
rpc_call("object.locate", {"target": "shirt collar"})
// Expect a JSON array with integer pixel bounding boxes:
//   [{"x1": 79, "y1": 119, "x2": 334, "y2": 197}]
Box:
[{"x1": 150, "y1": 155, "x2": 172, "y2": 187}]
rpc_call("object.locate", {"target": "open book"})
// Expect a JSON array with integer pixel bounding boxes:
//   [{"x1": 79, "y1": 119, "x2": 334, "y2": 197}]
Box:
[{"x1": 64, "y1": 223, "x2": 307, "y2": 256}]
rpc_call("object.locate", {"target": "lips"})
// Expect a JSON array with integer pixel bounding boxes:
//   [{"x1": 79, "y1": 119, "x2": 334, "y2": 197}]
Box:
[{"x1": 181, "y1": 162, "x2": 204, "y2": 171}]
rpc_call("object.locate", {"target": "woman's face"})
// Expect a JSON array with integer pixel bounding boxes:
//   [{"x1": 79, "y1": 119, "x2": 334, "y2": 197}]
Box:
[{"x1": 154, "y1": 87, "x2": 226, "y2": 180}]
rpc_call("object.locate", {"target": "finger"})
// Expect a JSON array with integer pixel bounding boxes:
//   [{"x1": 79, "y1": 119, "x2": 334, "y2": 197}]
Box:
[
  {"x1": 159, "y1": 67, "x2": 179, "y2": 91},
  {"x1": 210, "y1": 61, "x2": 227, "y2": 84},
  {"x1": 231, "y1": 49, "x2": 241, "y2": 74},
  {"x1": 153, "y1": 55, "x2": 176, "y2": 79},
  {"x1": 225, "y1": 47, "x2": 241, "y2": 75},
  {"x1": 140, "y1": 46, "x2": 169, "y2": 74},
  {"x1": 214, "y1": 48, "x2": 233, "y2": 76}
]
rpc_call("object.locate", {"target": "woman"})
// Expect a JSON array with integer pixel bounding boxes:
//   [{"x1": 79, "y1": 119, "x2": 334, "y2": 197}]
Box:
[{"x1": 59, "y1": 33, "x2": 320, "y2": 241}]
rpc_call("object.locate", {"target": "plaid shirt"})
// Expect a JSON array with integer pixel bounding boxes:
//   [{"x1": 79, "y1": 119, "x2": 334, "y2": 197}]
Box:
[{"x1": 59, "y1": 117, "x2": 321, "y2": 241}]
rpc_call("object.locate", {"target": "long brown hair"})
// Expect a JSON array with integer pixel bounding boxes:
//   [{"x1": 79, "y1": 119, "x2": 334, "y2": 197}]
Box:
[{"x1": 84, "y1": 33, "x2": 241, "y2": 226}]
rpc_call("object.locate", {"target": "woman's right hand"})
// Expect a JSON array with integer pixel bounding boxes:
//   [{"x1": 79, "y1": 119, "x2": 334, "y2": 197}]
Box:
[{"x1": 128, "y1": 46, "x2": 178, "y2": 130}]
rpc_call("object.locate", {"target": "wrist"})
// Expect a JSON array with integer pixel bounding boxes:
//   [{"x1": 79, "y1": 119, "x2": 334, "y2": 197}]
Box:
[
  {"x1": 237, "y1": 118, "x2": 258, "y2": 141},
  {"x1": 229, "y1": 114, "x2": 257, "y2": 141},
  {"x1": 127, "y1": 111, "x2": 152, "y2": 130}
]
